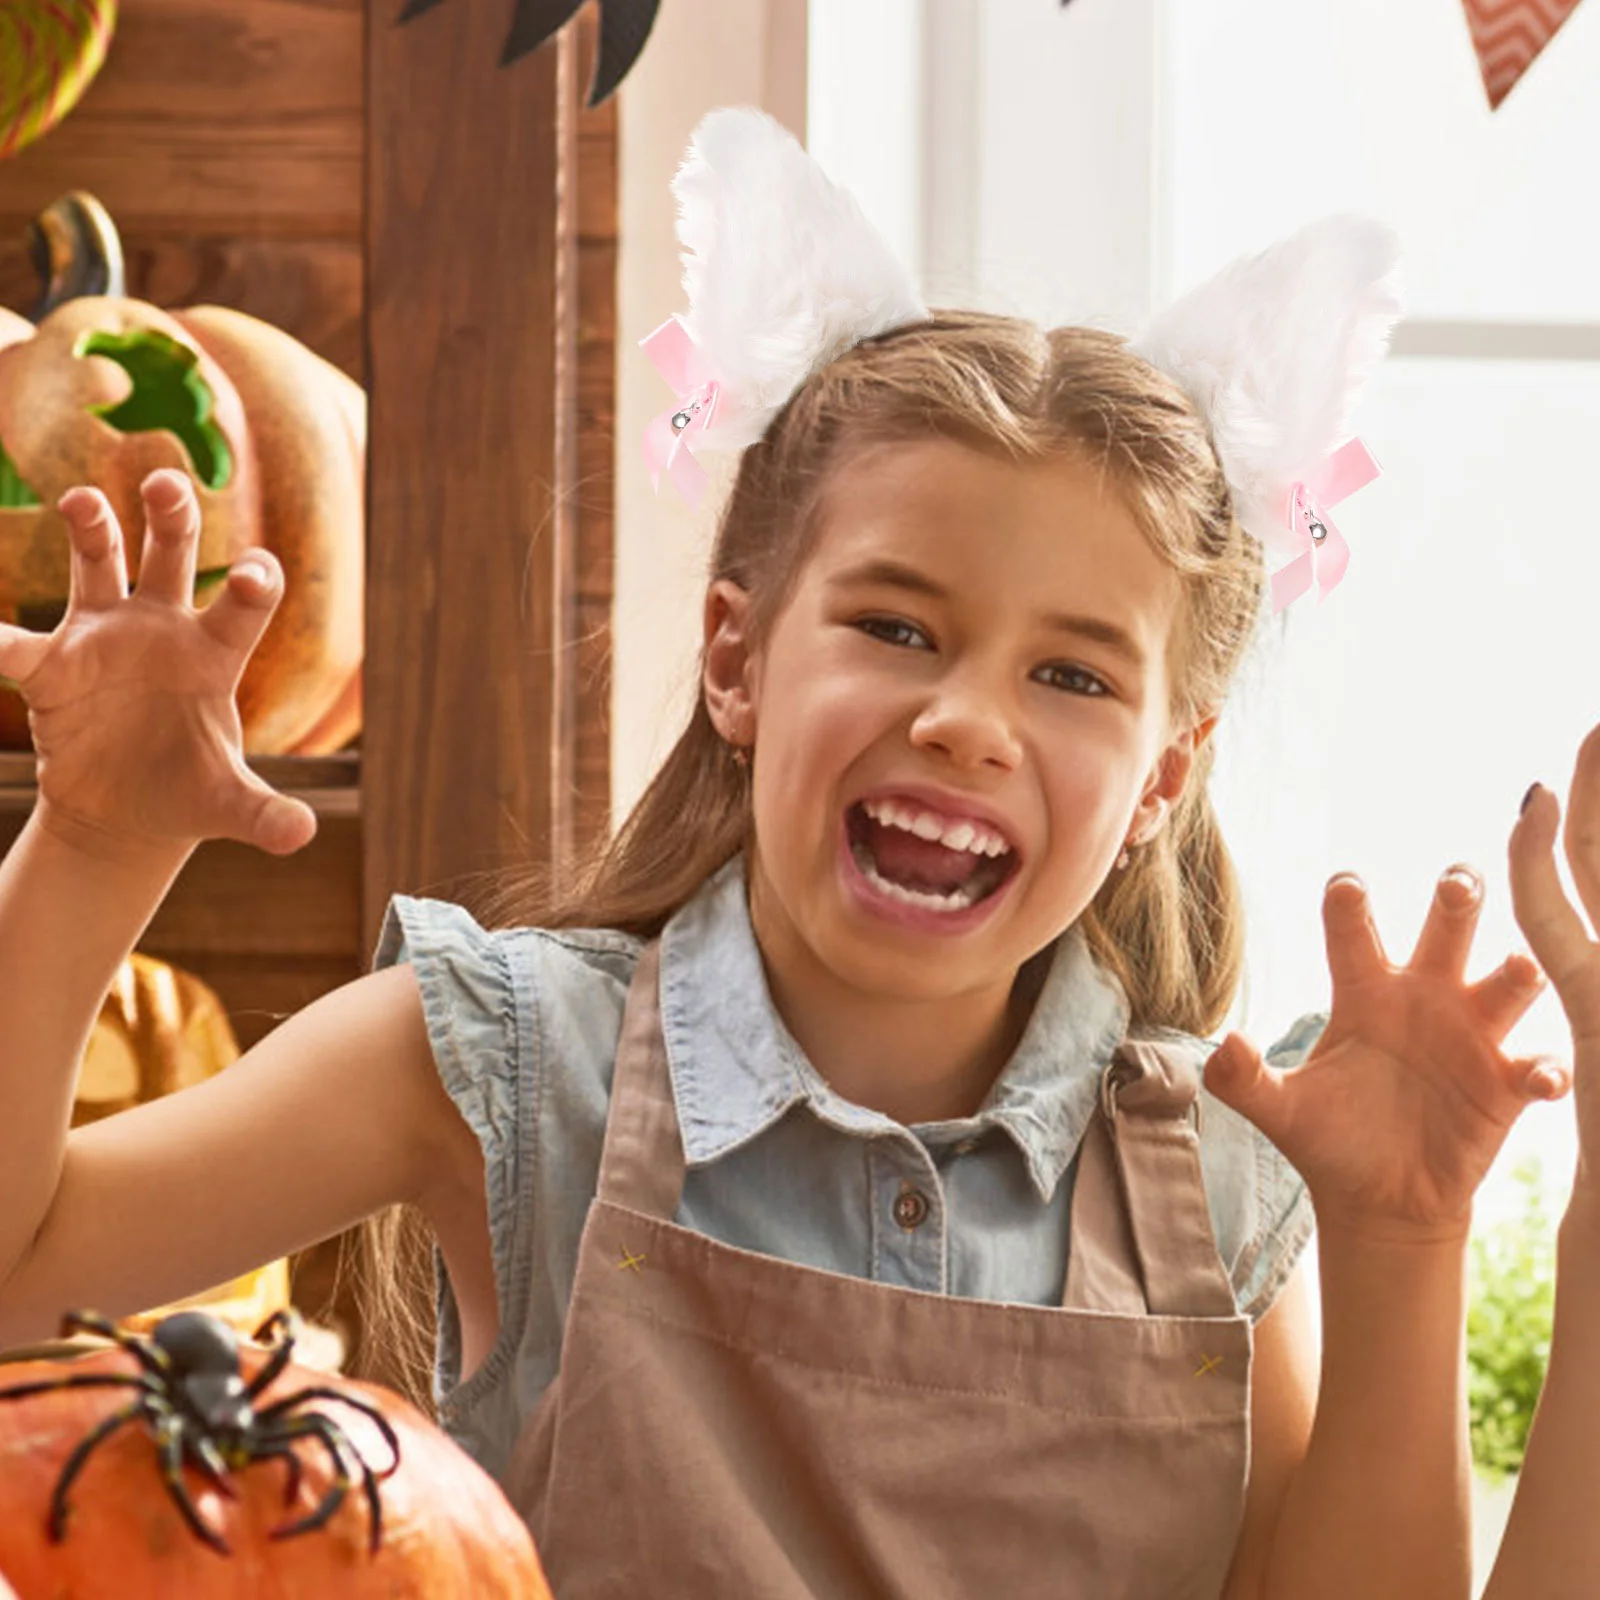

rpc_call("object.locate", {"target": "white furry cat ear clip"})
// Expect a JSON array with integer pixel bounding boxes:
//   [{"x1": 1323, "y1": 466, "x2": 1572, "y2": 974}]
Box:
[
  {"x1": 1134, "y1": 218, "x2": 1406, "y2": 612},
  {"x1": 640, "y1": 107, "x2": 927, "y2": 509},
  {"x1": 640, "y1": 108, "x2": 1406, "y2": 616}
]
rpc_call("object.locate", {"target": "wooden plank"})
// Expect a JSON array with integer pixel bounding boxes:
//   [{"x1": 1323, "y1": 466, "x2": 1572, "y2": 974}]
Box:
[
  {"x1": 0, "y1": 752, "x2": 359, "y2": 817},
  {"x1": 0, "y1": 811, "x2": 361, "y2": 950},
  {"x1": 572, "y1": 80, "x2": 616, "y2": 857},
  {"x1": 0, "y1": 804, "x2": 362, "y2": 960},
  {"x1": 0, "y1": 0, "x2": 361, "y2": 240},
  {"x1": 363, "y1": 0, "x2": 571, "y2": 946},
  {"x1": 0, "y1": 124, "x2": 360, "y2": 241},
  {"x1": 0, "y1": 235, "x2": 364, "y2": 384},
  {"x1": 576, "y1": 119, "x2": 619, "y2": 245},
  {"x1": 146, "y1": 816, "x2": 363, "y2": 958}
]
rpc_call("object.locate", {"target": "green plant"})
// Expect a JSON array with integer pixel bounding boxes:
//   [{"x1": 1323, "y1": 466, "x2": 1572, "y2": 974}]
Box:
[{"x1": 1467, "y1": 1156, "x2": 1558, "y2": 1483}]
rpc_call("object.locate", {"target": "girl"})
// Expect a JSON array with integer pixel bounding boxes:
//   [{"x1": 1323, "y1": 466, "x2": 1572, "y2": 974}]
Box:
[{"x1": 0, "y1": 110, "x2": 1566, "y2": 1599}]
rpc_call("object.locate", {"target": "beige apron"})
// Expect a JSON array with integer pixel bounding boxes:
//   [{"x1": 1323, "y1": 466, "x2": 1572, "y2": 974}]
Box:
[{"x1": 509, "y1": 945, "x2": 1253, "y2": 1599}]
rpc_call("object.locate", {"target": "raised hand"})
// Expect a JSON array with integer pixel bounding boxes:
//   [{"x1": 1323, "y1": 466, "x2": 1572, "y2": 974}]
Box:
[
  {"x1": 1203, "y1": 864, "x2": 1561, "y2": 1241},
  {"x1": 0, "y1": 469, "x2": 316, "y2": 859},
  {"x1": 1510, "y1": 732, "x2": 1600, "y2": 1211}
]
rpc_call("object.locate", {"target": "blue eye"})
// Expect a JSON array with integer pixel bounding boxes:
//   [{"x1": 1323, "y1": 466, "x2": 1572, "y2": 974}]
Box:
[
  {"x1": 856, "y1": 616, "x2": 932, "y2": 650},
  {"x1": 1035, "y1": 663, "x2": 1110, "y2": 697}
]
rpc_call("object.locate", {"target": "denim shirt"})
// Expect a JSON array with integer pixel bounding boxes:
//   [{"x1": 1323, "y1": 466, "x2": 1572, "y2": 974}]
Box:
[{"x1": 372, "y1": 857, "x2": 1322, "y2": 1488}]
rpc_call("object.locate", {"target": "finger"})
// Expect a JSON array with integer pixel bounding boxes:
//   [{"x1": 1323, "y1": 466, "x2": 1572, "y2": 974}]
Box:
[
  {"x1": 57, "y1": 486, "x2": 129, "y2": 612},
  {"x1": 225, "y1": 762, "x2": 318, "y2": 856},
  {"x1": 1510, "y1": 784, "x2": 1600, "y2": 1039},
  {"x1": 1203, "y1": 1032, "x2": 1292, "y2": 1147},
  {"x1": 1322, "y1": 873, "x2": 1391, "y2": 990},
  {"x1": 1408, "y1": 863, "x2": 1484, "y2": 981},
  {"x1": 131, "y1": 469, "x2": 201, "y2": 606},
  {"x1": 0, "y1": 620, "x2": 51, "y2": 687},
  {"x1": 1506, "y1": 1052, "x2": 1572, "y2": 1104},
  {"x1": 1467, "y1": 952, "x2": 1547, "y2": 1040},
  {"x1": 1565, "y1": 725, "x2": 1600, "y2": 941},
  {"x1": 196, "y1": 550, "x2": 284, "y2": 662}
]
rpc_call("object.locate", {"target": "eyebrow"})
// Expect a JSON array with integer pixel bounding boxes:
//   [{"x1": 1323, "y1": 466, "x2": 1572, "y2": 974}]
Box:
[{"x1": 829, "y1": 558, "x2": 1149, "y2": 671}]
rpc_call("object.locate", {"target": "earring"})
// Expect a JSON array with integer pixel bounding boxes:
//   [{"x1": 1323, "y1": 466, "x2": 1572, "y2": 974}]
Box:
[
  {"x1": 730, "y1": 743, "x2": 750, "y2": 770},
  {"x1": 1116, "y1": 844, "x2": 1132, "y2": 870}
]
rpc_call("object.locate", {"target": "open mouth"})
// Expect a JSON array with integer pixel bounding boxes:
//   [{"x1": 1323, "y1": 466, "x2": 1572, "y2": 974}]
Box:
[{"x1": 845, "y1": 796, "x2": 1019, "y2": 914}]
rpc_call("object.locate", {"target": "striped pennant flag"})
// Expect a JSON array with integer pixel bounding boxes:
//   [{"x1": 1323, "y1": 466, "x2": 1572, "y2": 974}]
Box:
[{"x1": 1461, "y1": 0, "x2": 1587, "y2": 108}]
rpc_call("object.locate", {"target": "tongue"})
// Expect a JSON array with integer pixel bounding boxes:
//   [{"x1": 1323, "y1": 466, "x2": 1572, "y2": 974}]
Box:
[{"x1": 863, "y1": 818, "x2": 982, "y2": 894}]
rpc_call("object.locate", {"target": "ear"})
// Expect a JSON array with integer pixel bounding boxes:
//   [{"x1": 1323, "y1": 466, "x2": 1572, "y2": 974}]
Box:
[
  {"x1": 703, "y1": 578, "x2": 760, "y2": 746},
  {"x1": 1128, "y1": 712, "x2": 1219, "y2": 846}
]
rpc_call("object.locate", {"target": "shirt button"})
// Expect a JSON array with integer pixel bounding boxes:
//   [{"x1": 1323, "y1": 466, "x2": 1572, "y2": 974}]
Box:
[
  {"x1": 952, "y1": 1137, "x2": 978, "y2": 1157},
  {"x1": 893, "y1": 1186, "x2": 930, "y2": 1230}
]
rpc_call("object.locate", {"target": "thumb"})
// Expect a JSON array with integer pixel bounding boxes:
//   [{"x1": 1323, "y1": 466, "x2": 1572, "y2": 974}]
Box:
[
  {"x1": 1513, "y1": 1053, "x2": 1571, "y2": 1104},
  {"x1": 226, "y1": 765, "x2": 318, "y2": 856},
  {"x1": 1203, "y1": 1032, "x2": 1290, "y2": 1141}
]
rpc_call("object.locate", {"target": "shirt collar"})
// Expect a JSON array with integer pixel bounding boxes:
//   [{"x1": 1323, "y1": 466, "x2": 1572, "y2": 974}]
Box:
[{"x1": 657, "y1": 856, "x2": 1131, "y2": 1203}]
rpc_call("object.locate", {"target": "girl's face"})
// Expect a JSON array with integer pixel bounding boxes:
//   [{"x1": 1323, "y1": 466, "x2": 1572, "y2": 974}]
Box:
[{"x1": 707, "y1": 436, "x2": 1212, "y2": 1005}]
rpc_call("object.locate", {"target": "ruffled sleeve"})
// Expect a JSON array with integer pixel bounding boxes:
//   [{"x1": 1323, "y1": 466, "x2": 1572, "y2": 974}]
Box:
[
  {"x1": 370, "y1": 893, "x2": 531, "y2": 1419},
  {"x1": 1224, "y1": 1012, "x2": 1327, "y2": 1322}
]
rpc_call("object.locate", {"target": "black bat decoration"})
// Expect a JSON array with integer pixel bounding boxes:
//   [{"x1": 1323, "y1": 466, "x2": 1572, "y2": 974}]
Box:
[{"x1": 397, "y1": 0, "x2": 661, "y2": 105}]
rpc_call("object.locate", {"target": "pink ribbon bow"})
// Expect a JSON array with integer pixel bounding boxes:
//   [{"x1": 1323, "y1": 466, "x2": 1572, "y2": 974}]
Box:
[
  {"x1": 1269, "y1": 437, "x2": 1381, "y2": 613},
  {"x1": 641, "y1": 316, "x2": 721, "y2": 510}
]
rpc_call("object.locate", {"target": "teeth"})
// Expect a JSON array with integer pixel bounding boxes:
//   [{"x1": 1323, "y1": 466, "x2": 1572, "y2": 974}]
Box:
[
  {"x1": 861, "y1": 797, "x2": 1011, "y2": 859},
  {"x1": 851, "y1": 843, "x2": 980, "y2": 911}
]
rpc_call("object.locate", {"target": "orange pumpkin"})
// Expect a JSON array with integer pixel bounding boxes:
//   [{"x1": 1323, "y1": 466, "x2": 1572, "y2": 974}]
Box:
[
  {"x1": 0, "y1": 295, "x2": 364, "y2": 755},
  {"x1": 0, "y1": 1340, "x2": 551, "y2": 1599}
]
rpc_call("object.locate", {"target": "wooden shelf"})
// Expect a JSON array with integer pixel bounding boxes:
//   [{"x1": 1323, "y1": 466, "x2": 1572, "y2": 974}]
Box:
[
  {"x1": 0, "y1": 750, "x2": 361, "y2": 817},
  {"x1": 0, "y1": 0, "x2": 618, "y2": 1399},
  {"x1": 0, "y1": 749, "x2": 365, "y2": 1052}
]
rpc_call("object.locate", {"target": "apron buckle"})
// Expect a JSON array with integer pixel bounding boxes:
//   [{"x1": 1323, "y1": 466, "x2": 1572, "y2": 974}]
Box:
[{"x1": 1100, "y1": 1055, "x2": 1204, "y2": 1135}]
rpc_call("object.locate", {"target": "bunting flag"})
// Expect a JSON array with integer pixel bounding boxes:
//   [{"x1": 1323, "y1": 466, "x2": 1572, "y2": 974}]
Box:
[
  {"x1": 396, "y1": 0, "x2": 660, "y2": 104},
  {"x1": 1461, "y1": 0, "x2": 1587, "y2": 108}
]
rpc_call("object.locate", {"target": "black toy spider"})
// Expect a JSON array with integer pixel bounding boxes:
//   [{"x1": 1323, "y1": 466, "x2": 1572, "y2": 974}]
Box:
[{"x1": 0, "y1": 1306, "x2": 401, "y2": 1555}]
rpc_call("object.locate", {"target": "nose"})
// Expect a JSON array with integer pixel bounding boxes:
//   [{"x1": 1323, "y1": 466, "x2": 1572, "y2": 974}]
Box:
[{"x1": 908, "y1": 667, "x2": 1023, "y2": 772}]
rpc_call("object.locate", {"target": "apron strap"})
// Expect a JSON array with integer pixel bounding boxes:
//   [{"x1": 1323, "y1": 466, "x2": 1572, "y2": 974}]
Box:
[
  {"x1": 1062, "y1": 1039, "x2": 1237, "y2": 1318},
  {"x1": 593, "y1": 941, "x2": 689, "y2": 1220}
]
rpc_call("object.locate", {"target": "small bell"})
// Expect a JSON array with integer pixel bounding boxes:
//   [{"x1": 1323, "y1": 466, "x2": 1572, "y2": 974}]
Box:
[
  {"x1": 1299, "y1": 494, "x2": 1328, "y2": 545},
  {"x1": 671, "y1": 400, "x2": 699, "y2": 434}
]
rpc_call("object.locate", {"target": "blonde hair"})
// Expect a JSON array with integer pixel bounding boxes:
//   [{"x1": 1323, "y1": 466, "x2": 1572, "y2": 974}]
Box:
[{"x1": 348, "y1": 311, "x2": 1267, "y2": 1413}]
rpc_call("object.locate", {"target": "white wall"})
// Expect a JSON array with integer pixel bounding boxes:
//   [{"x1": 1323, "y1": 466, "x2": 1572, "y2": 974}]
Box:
[
  {"x1": 611, "y1": 0, "x2": 807, "y2": 819},
  {"x1": 806, "y1": 0, "x2": 1164, "y2": 327}
]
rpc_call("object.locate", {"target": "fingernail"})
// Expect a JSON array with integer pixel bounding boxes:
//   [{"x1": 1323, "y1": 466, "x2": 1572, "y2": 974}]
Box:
[
  {"x1": 1326, "y1": 872, "x2": 1364, "y2": 892},
  {"x1": 233, "y1": 559, "x2": 271, "y2": 585},
  {"x1": 1521, "y1": 783, "x2": 1542, "y2": 815},
  {"x1": 1532, "y1": 1064, "x2": 1568, "y2": 1099},
  {"x1": 1441, "y1": 864, "x2": 1481, "y2": 896}
]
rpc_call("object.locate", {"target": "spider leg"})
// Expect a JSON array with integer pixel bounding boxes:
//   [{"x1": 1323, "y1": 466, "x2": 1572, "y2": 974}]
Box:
[
  {"x1": 247, "y1": 1437, "x2": 305, "y2": 1506},
  {"x1": 152, "y1": 1410, "x2": 231, "y2": 1555},
  {"x1": 58, "y1": 1311, "x2": 171, "y2": 1383},
  {"x1": 242, "y1": 1307, "x2": 303, "y2": 1400},
  {"x1": 257, "y1": 1417, "x2": 374, "y2": 1551},
  {"x1": 45, "y1": 1397, "x2": 145, "y2": 1542},
  {"x1": 184, "y1": 1432, "x2": 240, "y2": 1501},
  {"x1": 0, "y1": 1371, "x2": 158, "y2": 1406},
  {"x1": 297, "y1": 1414, "x2": 385, "y2": 1554},
  {"x1": 255, "y1": 1386, "x2": 401, "y2": 1477}
]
